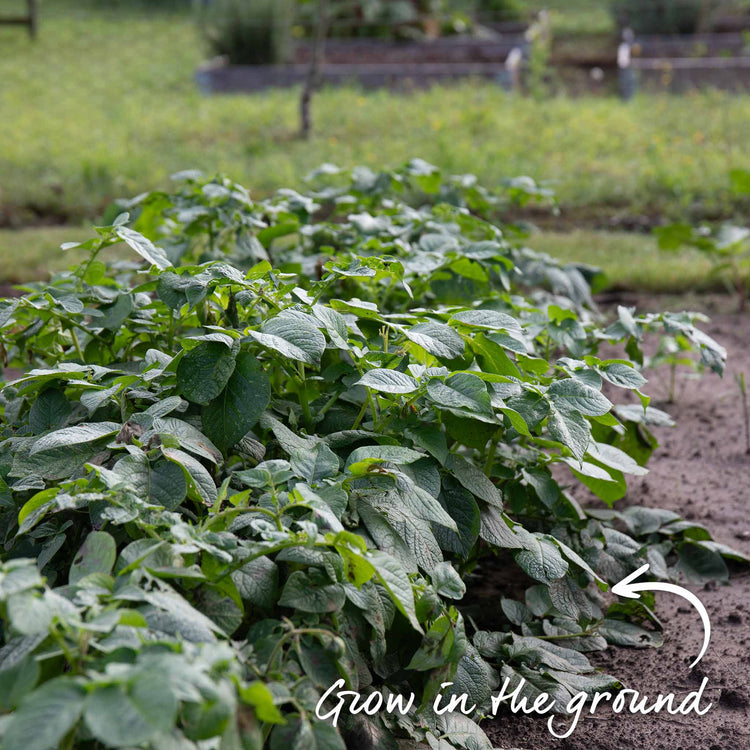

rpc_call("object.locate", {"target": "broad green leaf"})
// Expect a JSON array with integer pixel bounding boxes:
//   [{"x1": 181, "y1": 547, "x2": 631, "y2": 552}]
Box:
[
  {"x1": 312, "y1": 304, "x2": 349, "y2": 349},
  {"x1": 239, "y1": 681, "x2": 285, "y2": 724},
  {"x1": 279, "y1": 571, "x2": 346, "y2": 613},
  {"x1": 29, "y1": 421, "x2": 120, "y2": 455},
  {"x1": 548, "y1": 378, "x2": 611, "y2": 417},
  {"x1": 366, "y1": 550, "x2": 422, "y2": 633},
  {"x1": 177, "y1": 341, "x2": 236, "y2": 406},
  {"x1": 161, "y1": 447, "x2": 218, "y2": 506},
  {"x1": 360, "y1": 492, "x2": 444, "y2": 570},
  {"x1": 3, "y1": 678, "x2": 85, "y2": 750},
  {"x1": 0, "y1": 652, "x2": 39, "y2": 711},
  {"x1": 346, "y1": 445, "x2": 424, "y2": 469},
  {"x1": 232, "y1": 557, "x2": 279, "y2": 610},
  {"x1": 69, "y1": 531, "x2": 116, "y2": 584},
  {"x1": 404, "y1": 321, "x2": 465, "y2": 359},
  {"x1": 597, "y1": 619, "x2": 663, "y2": 648},
  {"x1": 434, "y1": 480, "x2": 481, "y2": 560},
  {"x1": 28, "y1": 389, "x2": 71, "y2": 433},
  {"x1": 356, "y1": 369, "x2": 419, "y2": 394},
  {"x1": 450, "y1": 309, "x2": 522, "y2": 334},
  {"x1": 290, "y1": 442, "x2": 340, "y2": 482},
  {"x1": 599, "y1": 362, "x2": 646, "y2": 389},
  {"x1": 84, "y1": 673, "x2": 177, "y2": 747},
  {"x1": 547, "y1": 408, "x2": 590, "y2": 461},
  {"x1": 248, "y1": 310, "x2": 326, "y2": 365},
  {"x1": 116, "y1": 225, "x2": 172, "y2": 270},
  {"x1": 202, "y1": 351, "x2": 270, "y2": 452},
  {"x1": 97, "y1": 293, "x2": 133, "y2": 331},
  {"x1": 431, "y1": 562, "x2": 466, "y2": 599},
  {"x1": 445, "y1": 453, "x2": 503, "y2": 507},
  {"x1": 148, "y1": 417, "x2": 222, "y2": 463},
  {"x1": 427, "y1": 372, "x2": 493, "y2": 416},
  {"x1": 512, "y1": 531, "x2": 569, "y2": 584}
]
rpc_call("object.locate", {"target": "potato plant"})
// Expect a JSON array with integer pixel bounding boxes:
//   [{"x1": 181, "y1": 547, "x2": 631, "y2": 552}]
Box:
[{"x1": 0, "y1": 161, "x2": 740, "y2": 749}]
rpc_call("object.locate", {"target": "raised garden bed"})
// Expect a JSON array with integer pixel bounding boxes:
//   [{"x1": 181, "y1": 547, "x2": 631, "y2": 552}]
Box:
[
  {"x1": 196, "y1": 59, "x2": 512, "y2": 94},
  {"x1": 195, "y1": 31, "x2": 750, "y2": 95}
]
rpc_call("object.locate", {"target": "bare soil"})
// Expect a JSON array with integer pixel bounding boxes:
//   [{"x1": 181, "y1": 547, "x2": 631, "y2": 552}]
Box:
[{"x1": 487, "y1": 295, "x2": 750, "y2": 750}]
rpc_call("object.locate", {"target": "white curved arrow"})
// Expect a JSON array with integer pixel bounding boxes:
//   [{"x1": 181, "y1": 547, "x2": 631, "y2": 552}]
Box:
[{"x1": 611, "y1": 563, "x2": 711, "y2": 669}]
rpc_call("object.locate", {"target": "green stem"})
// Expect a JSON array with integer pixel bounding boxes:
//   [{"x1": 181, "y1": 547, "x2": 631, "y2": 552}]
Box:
[
  {"x1": 351, "y1": 399, "x2": 369, "y2": 430},
  {"x1": 265, "y1": 621, "x2": 335, "y2": 677},
  {"x1": 535, "y1": 627, "x2": 598, "y2": 641},
  {"x1": 314, "y1": 390, "x2": 342, "y2": 424},
  {"x1": 69, "y1": 328, "x2": 84, "y2": 360},
  {"x1": 204, "y1": 505, "x2": 279, "y2": 530},
  {"x1": 484, "y1": 434, "x2": 499, "y2": 476},
  {"x1": 298, "y1": 362, "x2": 312, "y2": 430}
]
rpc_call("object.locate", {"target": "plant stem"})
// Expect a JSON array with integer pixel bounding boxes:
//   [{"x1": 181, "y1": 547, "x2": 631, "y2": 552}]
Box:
[
  {"x1": 484, "y1": 434, "x2": 499, "y2": 476},
  {"x1": 298, "y1": 362, "x2": 312, "y2": 430}
]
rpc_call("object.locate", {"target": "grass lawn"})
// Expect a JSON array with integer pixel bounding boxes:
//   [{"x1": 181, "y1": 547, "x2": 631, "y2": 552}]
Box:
[
  {"x1": 0, "y1": 225, "x2": 730, "y2": 296},
  {"x1": 0, "y1": 0, "x2": 748, "y2": 227}
]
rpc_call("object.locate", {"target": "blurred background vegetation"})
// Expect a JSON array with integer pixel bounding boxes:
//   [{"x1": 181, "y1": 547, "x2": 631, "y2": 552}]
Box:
[{"x1": 0, "y1": 0, "x2": 748, "y2": 291}]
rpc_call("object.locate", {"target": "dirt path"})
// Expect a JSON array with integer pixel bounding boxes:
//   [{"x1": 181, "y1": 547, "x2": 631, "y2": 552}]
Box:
[{"x1": 487, "y1": 297, "x2": 750, "y2": 750}]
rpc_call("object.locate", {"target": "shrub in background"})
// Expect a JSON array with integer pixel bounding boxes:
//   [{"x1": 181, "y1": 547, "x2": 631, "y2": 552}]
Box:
[
  {"x1": 200, "y1": 0, "x2": 294, "y2": 65},
  {"x1": 611, "y1": 0, "x2": 709, "y2": 35}
]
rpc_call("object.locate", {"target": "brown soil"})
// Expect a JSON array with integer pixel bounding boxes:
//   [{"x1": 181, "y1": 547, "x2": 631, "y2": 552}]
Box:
[{"x1": 487, "y1": 295, "x2": 750, "y2": 750}]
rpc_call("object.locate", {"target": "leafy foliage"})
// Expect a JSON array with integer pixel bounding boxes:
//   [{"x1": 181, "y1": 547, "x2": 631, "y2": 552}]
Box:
[
  {"x1": 0, "y1": 160, "x2": 740, "y2": 748},
  {"x1": 656, "y1": 212, "x2": 750, "y2": 312}
]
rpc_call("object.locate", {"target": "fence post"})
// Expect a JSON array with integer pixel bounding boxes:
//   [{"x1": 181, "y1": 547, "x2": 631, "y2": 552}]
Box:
[
  {"x1": 618, "y1": 28, "x2": 636, "y2": 100},
  {"x1": 28, "y1": 0, "x2": 38, "y2": 38},
  {"x1": 503, "y1": 47, "x2": 523, "y2": 93}
]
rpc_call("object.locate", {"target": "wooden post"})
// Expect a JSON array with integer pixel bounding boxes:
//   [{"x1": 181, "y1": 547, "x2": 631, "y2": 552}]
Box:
[
  {"x1": 300, "y1": 0, "x2": 329, "y2": 139},
  {"x1": 28, "y1": 0, "x2": 38, "y2": 39},
  {"x1": 618, "y1": 28, "x2": 636, "y2": 100}
]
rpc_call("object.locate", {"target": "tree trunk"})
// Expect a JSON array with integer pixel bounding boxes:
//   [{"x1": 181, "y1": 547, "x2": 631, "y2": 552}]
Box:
[{"x1": 300, "y1": 0, "x2": 329, "y2": 139}]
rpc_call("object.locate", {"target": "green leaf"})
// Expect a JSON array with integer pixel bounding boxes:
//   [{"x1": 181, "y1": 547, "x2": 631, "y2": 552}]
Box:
[
  {"x1": 28, "y1": 389, "x2": 71, "y2": 433},
  {"x1": 548, "y1": 378, "x2": 611, "y2": 417},
  {"x1": 0, "y1": 652, "x2": 39, "y2": 711},
  {"x1": 434, "y1": 480, "x2": 481, "y2": 560},
  {"x1": 445, "y1": 453, "x2": 503, "y2": 507},
  {"x1": 427, "y1": 372, "x2": 493, "y2": 416},
  {"x1": 512, "y1": 531, "x2": 569, "y2": 584},
  {"x1": 29, "y1": 421, "x2": 120, "y2": 455},
  {"x1": 70, "y1": 531, "x2": 116, "y2": 584},
  {"x1": 3, "y1": 678, "x2": 85, "y2": 750},
  {"x1": 599, "y1": 362, "x2": 646, "y2": 389},
  {"x1": 161, "y1": 447, "x2": 218, "y2": 506},
  {"x1": 239, "y1": 681, "x2": 285, "y2": 724},
  {"x1": 177, "y1": 341, "x2": 237, "y2": 406},
  {"x1": 346, "y1": 444, "x2": 425, "y2": 469},
  {"x1": 356, "y1": 369, "x2": 419, "y2": 394},
  {"x1": 279, "y1": 571, "x2": 346, "y2": 613},
  {"x1": 115, "y1": 225, "x2": 172, "y2": 270},
  {"x1": 598, "y1": 619, "x2": 663, "y2": 648},
  {"x1": 113, "y1": 454, "x2": 187, "y2": 510},
  {"x1": 450, "y1": 309, "x2": 522, "y2": 334},
  {"x1": 366, "y1": 549, "x2": 422, "y2": 633},
  {"x1": 547, "y1": 408, "x2": 590, "y2": 461},
  {"x1": 291, "y1": 442, "x2": 340, "y2": 482},
  {"x1": 84, "y1": 673, "x2": 177, "y2": 747},
  {"x1": 249, "y1": 310, "x2": 326, "y2": 365},
  {"x1": 404, "y1": 321, "x2": 465, "y2": 359},
  {"x1": 201, "y1": 351, "x2": 270, "y2": 452},
  {"x1": 97, "y1": 293, "x2": 133, "y2": 331},
  {"x1": 232, "y1": 557, "x2": 279, "y2": 610},
  {"x1": 431, "y1": 562, "x2": 466, "y2": 599}
]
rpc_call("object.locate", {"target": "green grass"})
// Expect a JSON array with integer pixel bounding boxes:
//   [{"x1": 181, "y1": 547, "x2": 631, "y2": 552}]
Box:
[
  {"x1": 528, "y1": 229, "x2": 723, "y2": 293},
  {"x1": 0, "y1": 225, "x2": 736, "y2": 297},
  {"x1": 0, "y1": 0, "x2": 748, "y2": 227}
]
